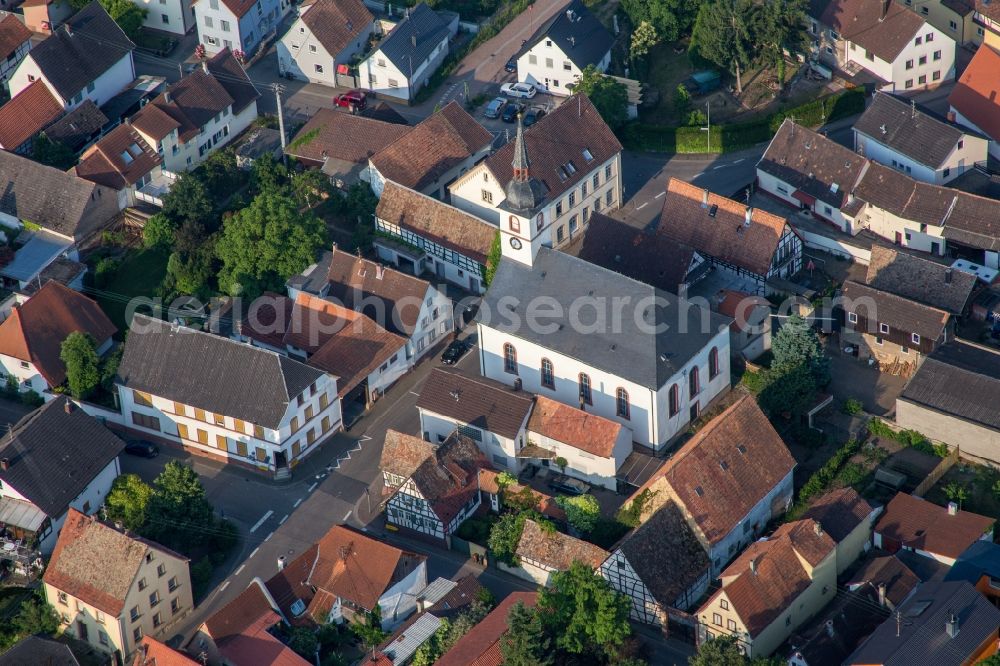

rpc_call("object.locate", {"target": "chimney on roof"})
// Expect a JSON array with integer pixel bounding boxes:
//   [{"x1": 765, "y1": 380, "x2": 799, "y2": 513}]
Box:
[
  {"x1": 64, "y1": 400, "x2": 74, "y2": 414},
  {"x1": 744, "y1": 207, "x2": 753, "y2": 227},
  {"x1": 749, "y1": 556, "x2": 759, "y2": 575},
  {"x1": 202, "y1": 60, "x2": 210, "y2": 75},
  {"x1": 948, "y1": 501, "x2": 958, "y2": 515},
  {"x1": 702, "y1": 188, "x2": 709, "y2": 207},
  {"x1": 947, "y1": 110, "x2": 956, "y2": 123},
  {"x1": 163, "y1": 91, "x2": 171, "y2": 104},
  {"x1": 825, "y1": 619, "x2": 835, "y2": 638},
  {"x1": 277, "y1": 555, "x2": 286, "y2": 571},
  {"x1": 411, "y1": 34, "x2": 417, "y2": 48},
  {"x1": 376, "y1": 264, "x2": 385, "y2": 280},
  {"x1": 0, "y1": 458, "x2": 8, "y2": 472},
  {"x1": 880, "y1": 0, "x2": 890, "y2": 20},
  {"x1": 946, "y1": 612, "x2": 960, "y2": 639},
  {"x1": 416, "y1": 596, "x2": 427, "y2": 613},
  {"x1": 945, "y1": 268, "x2": 953, "y2": 284},
  {"x1": 878, "y1": 582, "x2": 887, "y2": 607},
  {"x1": 65, "y1": 23, "x2": 73, "y2": 37},
  {"x1": 513, "y1": 378, "x2": 522, "y2": 391},
  {"x1": 813, "y1": 521, "x2": 823, "y2": 537}
]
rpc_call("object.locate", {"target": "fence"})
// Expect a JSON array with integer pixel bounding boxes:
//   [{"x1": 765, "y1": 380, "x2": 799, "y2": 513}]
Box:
[{"x1": 913, "y1": 446, "x2": 960, "y2": 498}]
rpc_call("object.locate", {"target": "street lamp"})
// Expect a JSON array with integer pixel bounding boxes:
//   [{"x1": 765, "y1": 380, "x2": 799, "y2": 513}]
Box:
[{"x1": 700, "y1": 100, "x2": 711, "y2": 152}]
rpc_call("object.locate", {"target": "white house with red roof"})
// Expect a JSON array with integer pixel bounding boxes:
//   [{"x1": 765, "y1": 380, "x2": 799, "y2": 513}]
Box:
[
  {"x1": 194, "y1": 0, "x2": 293, "y2": 57},
  {"x1": 276, "y1": 0, "x2": 374, "y2": 86}
]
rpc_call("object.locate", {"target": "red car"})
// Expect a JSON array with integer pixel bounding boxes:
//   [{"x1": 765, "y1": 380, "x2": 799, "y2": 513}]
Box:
[{"x1": 333, "y1": 90, "x2": 367, "y2": 110}]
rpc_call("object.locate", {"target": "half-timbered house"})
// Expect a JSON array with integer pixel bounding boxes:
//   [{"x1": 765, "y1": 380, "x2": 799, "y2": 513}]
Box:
[
  {"x1": 658, "y1": 178, "x2": 802, "y2": 295},
  {"x1": 384, "y1": 432, "x2": 486, "y2": 543},
  {"x1": 380, "y1": 430, "x2": 435, "y2": 492},
  {"x1": 599, "y1": 501, "x2": 710, "y2": 626}
]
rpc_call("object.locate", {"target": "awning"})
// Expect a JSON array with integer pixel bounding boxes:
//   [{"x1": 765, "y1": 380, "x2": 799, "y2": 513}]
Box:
[
  {"x1": 0, "y1": 497, "x2": 46, "y2": 532},
  {"x1": 516, "y1": 443, "x2": 555, "y2": 459},
  {"x1": 1, "y1": 230, "x2": 72, "y2": 283},
  {"x1": 792, "y1": 190, "x2": 817, "y2": 206},
  {"x1": 616, "y1": 449, "x2": 666, "y2": 487}
]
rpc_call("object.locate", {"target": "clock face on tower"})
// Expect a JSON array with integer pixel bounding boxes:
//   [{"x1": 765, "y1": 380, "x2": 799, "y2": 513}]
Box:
[{"x1": 509, "y1": 237, "x2": 523, "y2": 250}]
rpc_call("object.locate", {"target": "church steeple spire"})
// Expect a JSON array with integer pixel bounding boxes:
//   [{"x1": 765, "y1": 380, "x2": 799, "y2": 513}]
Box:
[
  {"x1": 504, "y1": 114, "x2": 544, "y2": 212},
  {"x1": 512, "y1": 113, "x2": 531, "y2": 181}
]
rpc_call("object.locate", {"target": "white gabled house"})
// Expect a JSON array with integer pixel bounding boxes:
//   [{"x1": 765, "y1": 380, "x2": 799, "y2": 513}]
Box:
[
  {"x1": 9, "y1": 2, "x2": 135, "y2": 110},
  {"x1": 0, "y1": 396, "x2": 124, "y2": 554},
  {"x1": 134, "y1": 0, "x2": 195, "y2": 35},
  {"x1": 194, "y1": 0, "x2": 293, "y2": 57},
  {"x1": 277, "y1": 0, "x2": 374, "y2": 86},
  {"x1": 516, "y1": 0, "x2": 613, "y2": 96},
  {"x1": 116, "y1": 315, "x2": 342, "y2": 476},
  {"x1": 358, "y1": 2, "x2": 457, "y2": 103}
]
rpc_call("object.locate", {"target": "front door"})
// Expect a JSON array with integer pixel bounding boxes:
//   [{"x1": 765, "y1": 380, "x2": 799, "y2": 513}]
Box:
[
  {"x1": 895, "y1": 232, "x2": 903, "y2": 245},
  {"x1": 469, "y1": 276, "x2": 480, "y2": 292},
  {"x1": 931, "y1": 241, "x2": 940, "y2": 254},
  {"x1": 275, "y1": 450, "x2": 287, "y2": 468},
  {"x1": 690, "y1": 402, "x2": 700, "y2": 422}
]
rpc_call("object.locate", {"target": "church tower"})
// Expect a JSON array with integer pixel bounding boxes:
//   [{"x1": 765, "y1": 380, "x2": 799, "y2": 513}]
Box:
[{"x1": 500, "y1": 115, "x2": 546, "y2": 266}]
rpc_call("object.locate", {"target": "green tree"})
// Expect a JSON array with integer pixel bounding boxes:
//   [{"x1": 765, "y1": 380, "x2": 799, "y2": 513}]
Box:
[
  {"x1": 161, "y1": 173, "x2": 214, "y2": 227},
  {"x1": 488, "y1": 512, "x2": 527, "y2": 565},
  {"x1": 101, "y1": 343, "x2": 124, "y2": 393},
  {"x1": 674, "y1": 83, "x2": 692, "y2": 116},
  {"x1": 749, "y1": 0, "x2": 807, "y2": 72},
  {"x1": 630, "y1": 21, "x2": 659, "y2": 60},
  {"x1": 70, "y1": 0, "x2": 146, "y2": 41},
  {"x1": 143, "y1": 213, "x2": 176, "y2": 249},
  {"x1": 352, "y1": 605, "x2": 387, "y2": 653},
  {"x1": 573, "y1": 66, "x2": 629, "y2": 130},
  {"x1": 288, "y1": 627, "x2": 319, "y2": 660},
  {"x1": 412, "y1": 620, "x2": 451, "y2": 666},
  {"x1": 621, "y1": 0, "x2": 702, "y2": 43},
  {"x1": 944, "y1": 482, "x2": 969, "y2": 508},
  {"x1": 501, "y1": 601, "x2": 553, "y2": 666},
  {"x1": 60, "y1": 332, "x2": 100, "y2": 399},
  {"x1": 144, "y1": 461, "x2": 215, "y2": 550},
  {"x1": 12, "y1": 592, "x2": 60, "y2": 638},
  {"x1": 293, "y1": 168, "x2": 333, "y2": 208},
  {"x1": 104, "y1": 473, "x2": 154, "y2": 531},
  {"x1": 688, "y1": 635, "x2": 750, "y2": 665},
  {"x1": 555, "y1": 494, "x2": 601, "y2": 534},
  {"x1": 772, "y1": 314, "x2": 830, "y2": 385},
  {"x1": 32, "y1": 133, "x2": 76, "y2": 170},
  {"x1": 250, "y1": 153, "x2": 291, "y2": 197},
  {"x1": 756, "y1": 362, "x2": 817, "y2": 417},
  {"x1": 164, "y1": 221, "x2": 216, "y2": 297},
  {"x1": 538, "y1": 561, "x2": 632, "y2": 657},
  {"x1": 215, "y1": 191, "x2": 328, "y2": 298},
  {"x1": 691, "y1": 0, "x2": 754, "y2": 94}
]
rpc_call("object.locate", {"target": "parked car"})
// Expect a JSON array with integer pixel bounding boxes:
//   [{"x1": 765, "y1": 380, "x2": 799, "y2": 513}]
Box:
[
  {"x1": 501, "y1": 82, "x2": 537, "y2": 99},
  {"x1": 442, "y1": 338, "x2": 472, "y2": 365},
  {"x1": 333, "y1": 90, "x2": 367, "y2": 110},
  {"x1": 502, "y1": 101, "x2": 525, "y2": 123},
  {"x1": 548, "y1": 474, "x2": 589, "y2": 495},
  {"x1": 505, "y1": 57, "x2": 517, "y2": 73},
  {"x1": 124, "y1": 440, "x2": 159, "y2": 458},
  {"x1": 484, "y1": 96, "x2": 506, "y2": 119},
  {"x1": 523, "y1": 106, "x2": 546, "y2": 127}
]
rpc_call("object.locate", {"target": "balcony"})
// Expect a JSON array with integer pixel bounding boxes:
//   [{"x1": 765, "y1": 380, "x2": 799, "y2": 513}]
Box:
[{"x1": 135, "y1": 170, "x2": 178, "y2": 208}]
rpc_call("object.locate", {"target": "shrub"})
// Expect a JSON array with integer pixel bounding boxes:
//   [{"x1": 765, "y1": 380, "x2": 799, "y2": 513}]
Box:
[
  {"x1": 842, "y1": 398, "x2": 863, "y2": 415},
  {"x1": 191, "y1": 557, "x2": 213, "y2": 597}
]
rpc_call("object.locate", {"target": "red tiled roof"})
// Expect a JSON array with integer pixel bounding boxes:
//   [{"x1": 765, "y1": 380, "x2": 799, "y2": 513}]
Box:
[
  {"x1": 75, "y1": 122, "x2": 162, "y2": 190},
  {"x1": 800, "y1": 487, "x2": 875, "y2": 543},
  {"x1": 846, "y1": 555, "x2": 920, "y2": 607},
  {"x1": 515, "y1": 518, "x2": 608, "y2": 570},
  {"x1": 948, "y1": 44, "x2": 1000, "y2": 142},
  {"x1": 436, "y1": 592, "x2": 537, "y2": 666},
  {"x1": 819, "y1": 0, "x2": 926, "y2": 62},
  {"x1": 526, "y1": 395, "x2": 623, "y2": 458},
  {"x1": 874, "y1": 492, "x2": 995, "y2": 560},
  {"x1": 203, "y1": 580, "x2": 278, "y2": 643},
  {"x1": 300, "y1": 0, "x2": 373, "y2": 58},
  {"x1": 285, "y1": 108, "x2": 411, "y2": 164},
  {"x1": 0, "y1": 15, "x2": 31, "y2": 60},
  {"x1": 477, "y1": 469, "x2": 566, "y2": 521},
  {"x1": 370, "y1": 101, "x2": 492, "y2": 193},
  {"x1": 0, "y1": 80, "x2": 63, "y2": 150},
  {"x1": 660, "y1": 178, "x2": 790, "y2": 277},
  {"x1": 380, "y1": 429, "x2": 435, "y2": 484},
  {"x1": 133, "y1": 637, "x2": 200, "y2": 666},
  {"x1": 404, "y1": 432, "x2": 487, "y2": 526},
  {"x1": 0, "y1": 281, "x2": 116, "y2": 387},
  {"x1": 238, "y1": 292, "x2": 293, "y2": 349},
  {"x1": 627, "y1": 393, "x2": 796, "y2": 545}
]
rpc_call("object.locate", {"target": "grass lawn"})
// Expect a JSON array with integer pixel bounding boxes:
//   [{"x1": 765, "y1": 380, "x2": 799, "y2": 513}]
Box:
[
  {"x1": 95, "y1": 248, "x2": 170, "y2": 333},
  {"x1": 642, "y1": 42, "x2": 696, "y2": 122}
]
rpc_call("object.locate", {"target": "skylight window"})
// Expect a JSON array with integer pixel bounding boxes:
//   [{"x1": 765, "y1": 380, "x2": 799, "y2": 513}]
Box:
[
  {"x1": 582, "y1": 148, "x2": 594, "y2": 162},
  {"x1": 128, "y1": 142, "x2": 142, "y2": 157},
  {"x1": 120, "y1": 151, "x2": 134, "y2": 165},
  {"x1": 565, "y1": 161, "x2": 577, "y2": 175}
]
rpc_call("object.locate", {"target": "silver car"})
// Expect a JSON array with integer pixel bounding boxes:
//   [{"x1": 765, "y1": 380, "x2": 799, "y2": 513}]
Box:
[
  {"x1": 484, "y1": 96, "x2": 506, "y2": 119},
  {"x1": 501, "y1": 82, "x2": 537, "y2": 99}
]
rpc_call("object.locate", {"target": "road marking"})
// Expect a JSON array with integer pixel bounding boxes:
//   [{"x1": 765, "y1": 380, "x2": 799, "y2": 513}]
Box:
[
  {"x1": 636, "y1": 202, "x2": 648, "y2": 210},
  {"x1": 713, "y1": 164, "x2": 728, "y2": 170},
  {"x1": 219, "y1": 581, "x2": 230, "y2": 592},
  {"x1": 293, "y1": 498, "x2": 303, "y2": 508},
  {"x1": 343, "y1": 511, "x2": 352, "y2": 521},
  {"x1": 235, "y1": 564, "x2": 245, "y2": 576},
  {"x1": 351, "y1": 442, "x2": 362, "y2": 452},
  {"x1": 694, "y1": 172, "x2": 705, "y2": 178},
  {"x1": 279, "y1": 514, "x2": 289, "y2": 525},
  {"x1": 732, "y1": 158, "x2": 746, "y2": 164},
  {"x1": 249, "y1": 547, "x2": 259, "y2": 559},
  {"x1": 264, "y1": 532, "x2": 274, "y2": 542},
  {"x1": 249, "y1": 510, "x2": 273, "y2": 533},
  {"x1": 359, "y1": 435, "x2": 372, "y2": 442},
  {"x1": 654, "y1": 191, "x2": 665, "y2": 199},
  {"x1": 307, "y1": 482, "x2": 318, "y2": 492},
  {"x1": 409, "y1": 391, "x2": 420, "y2": 396}
]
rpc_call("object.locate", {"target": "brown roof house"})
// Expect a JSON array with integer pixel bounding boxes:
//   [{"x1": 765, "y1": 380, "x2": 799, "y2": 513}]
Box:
[
  {"x1": 0, "y1": 281, "x2": 116, "y2": 395},
  {"x1": 276, "y1": 0, "x2": 374, "y2": 87},
  {"x1": 448, "y1": 93, "x2": 623, "y2": 251},
  {"x1": 435, "y1": 591, "x2": 538, "y2": 666},
  {"x1": 190, "y1": 577, "x2": 310, "y2": 666},
  {"x1": 285, "y1": 108, "x2": 410, "y2": 189},
  {"x1": 845, "y1": 555, "x2": 920, "y2": 611},
  {"x1": 416, "y1": 367, "x2": 634, "y2": 491},
  {"x1": 599, "y1": 501, "x2": 711, "y2": 625},
  {"x1": 286, "y1": 245, "x2": 453, "y2": 366},
  {"x1": 949, "y1": 43, "x2": 1000, "y2": 160},
  {"x1": 623, "y1": 393, "x2": 796, "y2": 576},
  {"x1": 75, "y1": 122, "x2": 165, "y2": 209},
  {"x1": 265, "y1": 524, "x2": 427, "y2": 630},
  {"x1": 374, "y1": 180, "x2": 497, "y2": 294},
  {"x1": 696, "y1": 518, "x2": 838, "y2": 659},
  {"x1": 43, "y1": 509, "x2": 193, "y2": 663},
  {"x1": 659, "y1": 177, "x2": 802, "y2": 294},
  {"x1": 0, "y1": 79, "x2": 63, "y2": 155},
  {"x1": 131, "y1": 637, "x2": 200, "y2": 666},
  {"x1": 807, "y1": 0, "x2": 955, "y2": 90},
  {"x1": 0, "y1": 396, "x2": 125, "y2": 555},
  {"x1": 370, "y1": 101, "x2": 492, "y2": 200},
  {"x1": 0, "y1": 15, "x2": 32, "y2": 87},
  {"x1": 506, "y1": 518, "x2": 609, "y2": 587},
  {"x1": 873, "y1": 492, "x2": 994, "y2": 566},
  {"x1": 801, "y1": 487, "x2": 879, "y2": 574},
  {"x1": 383, "y1": 431, "x2": 488, "y2": 543}
]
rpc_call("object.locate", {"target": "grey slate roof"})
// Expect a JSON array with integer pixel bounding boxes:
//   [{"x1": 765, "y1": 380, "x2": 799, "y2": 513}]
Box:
[
  {"x1": 417, "y1": 367, "x2": 534, "y2": 440},
  {"x1": 865, "y1": 245, "x2": 976, "y2": 314},
  {"x1": 30, "y1": 2, "x2": 135, "y2": 102},
  {"x1": 0, "y1": 150, "x2": 114, "y2": 240},
  {"x1": 478, "y1": 247, "x2": 729, "y2": 389},
  {"x1": 846, "y1": 581, "x2": 1000, "y2": 666},
  {"x1": 531, "y1": 0, "x2": 613, "y2": 70},
  {"x1": 117, "y1": 315, "x2": 324, "y2": 429},
  {"x1": 855, "y1": 92, "x2": 977, "y2": 169},
  {"x1": 0, "y1": 396, "x2": 124, "y2": 518},
  {"x1": 43, "y1": 100, "x2": 109, "y2": 153},
  {"x1": 376, "y1": 3, "x2": 451, "y2": 73},
  {"x1": 0, "y1": 635, "x2": 80, "y2": 666},
  {"x1": 899, "y1": 340, "x2": 1000, "y2": 432}
]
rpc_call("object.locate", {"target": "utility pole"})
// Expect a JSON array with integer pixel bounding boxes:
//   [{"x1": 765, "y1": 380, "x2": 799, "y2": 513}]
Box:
[
  {"x1": 177, "y1": 62, "x2": 183, "y2": 80},
  {"x1": 274, "y1": 83, "x2": 287, "y2": 166}
]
